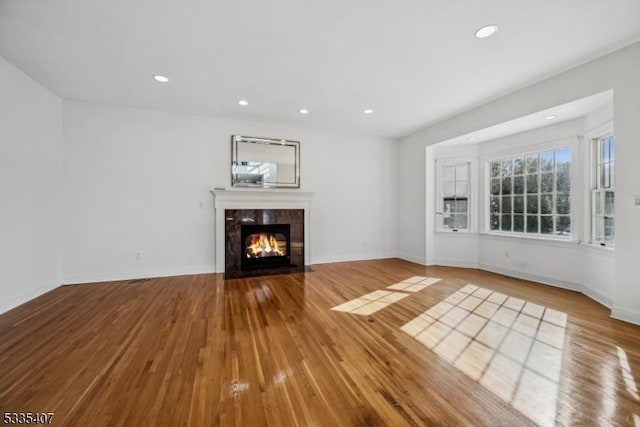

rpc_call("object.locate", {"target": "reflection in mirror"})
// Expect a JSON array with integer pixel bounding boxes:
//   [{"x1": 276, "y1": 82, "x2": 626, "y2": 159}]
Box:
[{"x1": 231, "y1": 135, "x2": 300, "y2": 188}]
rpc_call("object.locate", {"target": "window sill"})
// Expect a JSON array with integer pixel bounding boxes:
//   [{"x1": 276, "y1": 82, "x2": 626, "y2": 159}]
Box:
[
  {"x1": 435, "y1": 230, "x2": 477, "y2": 236},
  {"x1": 480, "y1": 232, "x2": 578, "y2": 247},
  {"x1": 580, "y1": 242, "x2": 615, "y2": 253}
]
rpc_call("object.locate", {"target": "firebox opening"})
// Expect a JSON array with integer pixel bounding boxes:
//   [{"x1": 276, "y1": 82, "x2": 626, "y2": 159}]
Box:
[
  {"x1": 245, "y1": 232, "x2": 287, "y2": 258},
  {"x1": 240, "y1": 223, "x2": 291, "y2": 270}
]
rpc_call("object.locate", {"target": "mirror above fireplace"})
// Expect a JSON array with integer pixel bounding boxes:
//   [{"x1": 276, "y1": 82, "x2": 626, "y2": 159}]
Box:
[{"x1": 231, "y1": 135, "x2": 300, "y2": 188}]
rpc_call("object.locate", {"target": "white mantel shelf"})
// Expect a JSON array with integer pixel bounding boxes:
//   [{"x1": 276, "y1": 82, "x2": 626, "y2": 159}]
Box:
[
  {"x1": 210, "y1": 189, "x2": 315, "y2": 206},
  {"x1": 210, "y1": 189, "x2": 314, "y2": 273}
]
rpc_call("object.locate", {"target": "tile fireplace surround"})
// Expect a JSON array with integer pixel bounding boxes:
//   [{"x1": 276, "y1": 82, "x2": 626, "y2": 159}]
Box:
[{"x1": 210, "y1": 190, "x2": 314, "y2": 276}]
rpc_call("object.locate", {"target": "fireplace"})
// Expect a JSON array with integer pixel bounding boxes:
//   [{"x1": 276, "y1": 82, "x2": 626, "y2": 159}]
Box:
[
  {"x1": 241, "y1": 224, "x2": 291, "y2": 270},
  {"x1": 223, "y1": 208, "x2": 305, "y2": 278}
]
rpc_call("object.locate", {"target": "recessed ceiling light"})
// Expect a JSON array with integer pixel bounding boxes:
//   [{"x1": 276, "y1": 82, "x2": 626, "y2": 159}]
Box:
[
  {"x1": 545, "y1": 115, "x2": 557, "y2": 120},
  {"x1": 467, "y1": 137, "x2": 476, "y2": 142},
  {"x1": 475, "y1": 25, "x2": 498, "y2": 39},
  {"x1": 153, "y1": 75, "x2": 169, "y2": 83},
  {"x1": 299, "y1": 109, "x2": 309, "y2": 115},
  {"x1": 238, "y1": 99, "x2": 249, "y2": 106},
  {"x1": 363, "y1": 109, "x2": 374, "y2": 114}
]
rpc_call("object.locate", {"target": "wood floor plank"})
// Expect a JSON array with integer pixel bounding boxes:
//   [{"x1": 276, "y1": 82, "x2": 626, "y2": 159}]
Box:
[{"x1": 1, "y1": 259, "x2": 639, "y2": 426}]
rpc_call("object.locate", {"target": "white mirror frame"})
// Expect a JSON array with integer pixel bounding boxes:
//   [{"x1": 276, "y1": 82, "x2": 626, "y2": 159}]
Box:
[{"x1": 231, "y1": 135, "x2": 300, "y2": 188}]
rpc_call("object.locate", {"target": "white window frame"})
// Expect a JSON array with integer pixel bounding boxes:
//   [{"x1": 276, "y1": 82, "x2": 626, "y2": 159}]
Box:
[
  {"x1": 436, "y1": 158, "x2": 475, "y2": 233},
  {"x1": 482, "y1": 138, "x2": 578, "y2": 242},
  {"x1": 589, "y1": 127, "x2": 615, "y2": 247}
]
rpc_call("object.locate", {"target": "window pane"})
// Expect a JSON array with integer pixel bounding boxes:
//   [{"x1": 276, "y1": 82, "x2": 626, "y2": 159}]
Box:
[
  {"x1": 556, "y1": 171, "x2": 570, "y2": 192},
  {"x1": 526, "y1": 215, "x2": 538, "y2": 233},
  {"x1": 455, "y1": 180, "x2": 469, "y2": 196},
  {"x1": 594, "y1": 216, "x2": 604, "y2": 241},
  {"x1": 540, "y1": 151, "x2": 553, "y2": 172},
  {"x1": 610, "y1": 137, "x2": 615, "y2": 161},
  {"x1": 541, "y1": 216, "x2": 553, "y2": 234},
  {"x1": 443, "y1": 215, "x2": 454, "y2": 229},
  {"x1": 602, "y1": 138, "x2": 610, "y2": 162},
  {"x1": 526, "y1": 195, "x2": 538, "y2": 214},
  {"x1": 526, "y1": 174, "x2": 538, "y2": 193},
  {"x1": 490, "y1": 161, "x2": 500, "y2": 178},
  {"x1": 541, "y1": 173, "x2": 554, "y2": 193},
  {"x1": 501, "y1": 177, "x2": 512, "y2": 195},
  {"x1": 541, "y1": 194, "x2": 553, "y2": 215},
  {"x1": 610, "y1": 162, "x2": 615, "y2": 188},
  {"x1": 602, "y1": 163, "x2": 610, "y2": 188},
  {"x1": 513, "y1": 176, "x2": 524, "y2": 194},
  {"x1": 605, "y1": 191, "x2": 614, "y2": 216},
  {"x1": 556, "y1": 193, "x2": 570, "y2": 215},
  {"x1": 501, "y1": 215, "x2": 512, "y2": 232},
  {"x1": 501, "y1": 196, "x2": 512, "y2": 214},
  {"x1": 556, "y1": 216, "x2": 570, "y2": 236},
  {"x1": 490, "y1": 215, "x2": 500, "y2": 231},
  {"x1": 490, "y1": 196, "x2": 500, "y2": 214},
  {"x1": 491, "y1": 178, "x2": 500, "y2": 195},
  {"x1": 456, "y1": 165, "x2": 468, "y2": 180},
  {"x1": 443, "y1": 165, "x2": 455, "y2": 181},
  {"x1": 449, "y1": 198, "x2": 468, "y2": 213},
  {"x1": 555, "y1": 148, "x2": 571, "y2": 169},
  {"x1": 514, "y1": 157, "x2": 524, "y2": 175},
  {"x1": 513, "y1": 215, "x2": 524, "y2": 232},
  {"x1": 453, "y1": 214, "x2": 468, "y2": 230},
  {"x1": 501, "y1": 159, "x2": 513, "y2": 177},
  {"x1": 443, "y1": 181, "x2": 455, "y2": 196},
  {"x1": 526, "y1": 154, "x2": 539, "y2": 174},
  {"x1": 594, "y1": 191, "x2": 603, "y2": 215},
  {"x1": 513, "y1": 196, "x2": 524, "y2": 214},
  {"x1": 604, "y1": 217, "x2": 615, "y2": 241}
]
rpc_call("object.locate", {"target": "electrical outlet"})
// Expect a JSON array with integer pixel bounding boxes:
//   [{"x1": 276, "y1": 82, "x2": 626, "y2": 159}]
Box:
[
  {"x1": 505, "y1": 249, "x2": 510, "y2": 258},
  {"x1": 635, "y1": 195, "x2": 640, "y2": 206},
  {"x1": 136, "y1": 251, "x2": 142, "y2": 259}
]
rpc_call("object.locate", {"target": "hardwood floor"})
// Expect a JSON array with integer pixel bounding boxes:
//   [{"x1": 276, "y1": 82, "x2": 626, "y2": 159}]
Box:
[{"x1": 1, "y1": 259, "x2": 639, "y2": 426}]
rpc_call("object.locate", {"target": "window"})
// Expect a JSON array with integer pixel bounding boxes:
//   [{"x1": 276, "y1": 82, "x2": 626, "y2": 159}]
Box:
[
  {"x1": 592, "y1": 135, "x2": 615, "y2": 245},
  {"x1": 488, "y1": 148, "x2": 571, "y2": 237},
  {"x1": 438, "y1": 162, "x2": 470, "y2": 231}
]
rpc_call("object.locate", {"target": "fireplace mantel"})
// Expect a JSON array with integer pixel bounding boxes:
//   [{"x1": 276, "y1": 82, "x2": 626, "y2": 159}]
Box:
[
  {"x1": 210, "y1": 189, "x2": 314, "y2": 273},
  {"x1": 211, "y1": 189, "x2": 315, "y2": 206}
]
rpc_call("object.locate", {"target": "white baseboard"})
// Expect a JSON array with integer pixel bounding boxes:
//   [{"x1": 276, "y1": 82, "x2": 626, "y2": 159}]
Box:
[
  {"x1": 396, "y1": 252, "x2": 427, "y2": 266},
  {"x1": 62, "y1": 264, "x2": 217, "y2": 285},
  {"x1": 312, "y1": 252, "x2": 396, "y2": 265},
  {"x1": 478, "y1": 263, "x2": 616, "y2": 310},
  {"x1": 479, "y1": 264, "x2": 583, "y2": 292},
  {"x1": 0, "y1": 282, "x2": 59, "y2": 315},
  {"x1": 434, "y1": 259, "x2": 480, "y2": 269},
  {"x1": 611, "y1": 306, "x2": 640, "y2": 326},
  {"x1": 582, "y1": 287, "x2": 613, "y2": 309}
]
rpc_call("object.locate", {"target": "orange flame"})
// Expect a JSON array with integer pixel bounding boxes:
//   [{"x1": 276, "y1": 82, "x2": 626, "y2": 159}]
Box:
[{"x1": 246, "y1": 233, "x2": 285, "y2": 258}]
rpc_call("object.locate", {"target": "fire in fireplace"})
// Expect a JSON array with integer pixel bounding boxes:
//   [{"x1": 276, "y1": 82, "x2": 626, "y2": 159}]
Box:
[
  {"x1": 245, "y1": 232, "x2": 286, "y2": 258},
  {"x1": 241, "y1": 224, "x2": 291, "y2": 270}
]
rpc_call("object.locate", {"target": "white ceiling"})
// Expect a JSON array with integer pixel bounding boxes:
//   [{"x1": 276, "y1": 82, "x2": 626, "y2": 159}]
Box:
[
  {"x1": 438, "y1": 90, "x2": 613, "y2": 146},
  {"x1": 1, "y1": 0, "x2": 638, "y2": 138}
]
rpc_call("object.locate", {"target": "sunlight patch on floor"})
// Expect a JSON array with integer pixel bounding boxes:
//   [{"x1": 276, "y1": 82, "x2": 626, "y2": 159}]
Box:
[
  {"x1": 617, "y1": 346, "x2": 640, "y2": 401},
  {"x1": 401, "y1": 285, "x2": 567, "y2": 427},
  {"x1": 387, "y1": 277, "x2": 441, "y2": 292},
  {"x1": 331, "y1": 276, "x2": 440, "y2": 315},
  {"x1": 331, "y1": 290, "x2": 409, "y2": 315}
]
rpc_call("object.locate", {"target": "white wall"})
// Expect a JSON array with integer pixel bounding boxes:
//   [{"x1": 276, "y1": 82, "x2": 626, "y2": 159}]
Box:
[
  {"x1": 0, "y1": 56, "x2": 63, "y2": 313},
  {"x1": 398, "y1": 42, "x2": 640, "y2": 324},
  {"x1": 62, "y1": 101, "x2": 397, "y2": 283}
]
